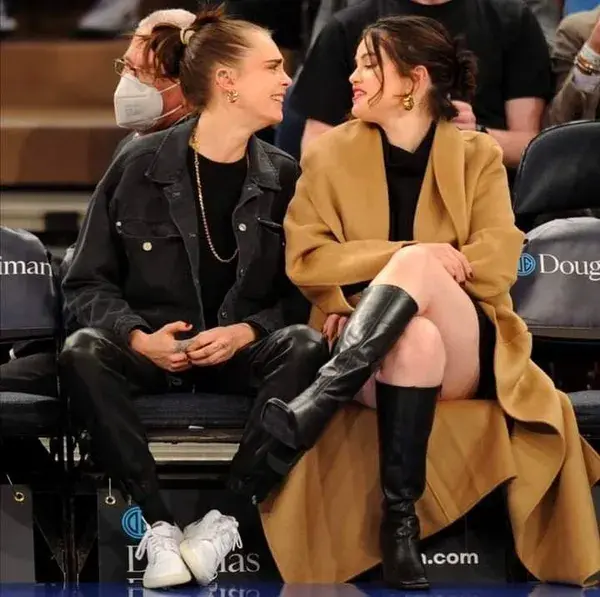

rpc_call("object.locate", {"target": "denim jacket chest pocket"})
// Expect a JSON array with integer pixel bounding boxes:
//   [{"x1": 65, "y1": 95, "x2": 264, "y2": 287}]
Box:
[{"x1": 115, "y1": 218, "x2": 192, "y2": 296}]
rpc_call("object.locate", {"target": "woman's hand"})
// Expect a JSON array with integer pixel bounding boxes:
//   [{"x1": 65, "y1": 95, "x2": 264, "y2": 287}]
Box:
[
  {"x1": 323, "y1": 314, "x2": 348, "y2": 348},
  {"x1": 185, "y1": 324, "x2": 257, "y2": 367},
  {"x1": 421, "y1": 243, "x2": 473, "y2": 284}
]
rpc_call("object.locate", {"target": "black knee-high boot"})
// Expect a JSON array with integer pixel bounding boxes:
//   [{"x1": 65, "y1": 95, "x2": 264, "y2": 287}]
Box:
[
  {"x1": 261, "y1": 284, "x2": 419, "y2": 450},
  {"x1": 376, "y1": 381, "x2": 439, "y2": 590}
]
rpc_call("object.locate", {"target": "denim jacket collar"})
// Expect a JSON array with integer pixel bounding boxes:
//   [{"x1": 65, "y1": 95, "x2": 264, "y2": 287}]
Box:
[{"x1": 145, "y1": 116, "x2": 281, "y2": 191}]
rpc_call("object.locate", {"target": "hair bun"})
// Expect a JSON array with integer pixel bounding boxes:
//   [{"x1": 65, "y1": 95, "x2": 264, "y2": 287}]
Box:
[
  {"x1": 451, "y1": 36, "x2": 477, "y2": 102},
  {"x1": 189, "y1": 5, "x2": 225, "y2": 33}
]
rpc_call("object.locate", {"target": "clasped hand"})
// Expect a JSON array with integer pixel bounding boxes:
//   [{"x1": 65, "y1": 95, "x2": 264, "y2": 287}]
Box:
[{"x1": 130, "y1": 321, "x2": 256, "y2": 372}]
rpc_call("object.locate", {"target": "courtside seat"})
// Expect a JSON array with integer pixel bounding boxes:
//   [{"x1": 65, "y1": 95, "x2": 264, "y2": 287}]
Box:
[
  {"x1": 511, "y1": 122, "x2": 600, "y2": 452},
  {"x1": 569, "y1": 391, "x2": 600, "y2": 452},
  {"x1": 0, "y1": 227, "x2": 63, "y2": 442},
  {"x1": 136, "y1": 392, "x2": 252, "y2": 433},
  {"x1": 0, "y1": 391, "x2": 61, "y2": 438}
]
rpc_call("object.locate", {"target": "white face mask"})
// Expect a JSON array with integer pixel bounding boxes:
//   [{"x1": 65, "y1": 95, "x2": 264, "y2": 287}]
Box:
[{"x1": 113, "y1": 73, "x2": 180, "y2": 131}]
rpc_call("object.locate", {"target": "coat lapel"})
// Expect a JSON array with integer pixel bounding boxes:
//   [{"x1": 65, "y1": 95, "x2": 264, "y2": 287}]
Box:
[
  {"x1": 415, "y1": 121, "x2": 469, "y2": 245},
  {"x1": 341, "y1": 123, "x2": 390, "y2": 242},
  {"x1": 345, "y1": 121, "x2": 468, "y2": 246}
]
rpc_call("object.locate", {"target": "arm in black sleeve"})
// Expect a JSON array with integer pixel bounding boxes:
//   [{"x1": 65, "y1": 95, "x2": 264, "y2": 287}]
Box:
[
  {"x1": 243, "y1": 159, "x2": 310, "y2": 334},
  {"x1": 502, "y1": 3, "x2": 553, "y2": 102},
  {"x1": 288, "y1": 16, "x2": 354, "y2": 126},
  {"x1": 62, "y1": 163, "x2": 152, "y2": 344}
]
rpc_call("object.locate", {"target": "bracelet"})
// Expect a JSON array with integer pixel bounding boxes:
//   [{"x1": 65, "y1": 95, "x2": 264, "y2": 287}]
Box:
[
  {"x1": 475, "y1": 123, "x2": 489, "y2": 134},
  {"x1": 575, "y1": 55, "x2": 600, "y2": 75},
  {"x1": 579, "y1": 42, "x2": 600, "y2": 70}
]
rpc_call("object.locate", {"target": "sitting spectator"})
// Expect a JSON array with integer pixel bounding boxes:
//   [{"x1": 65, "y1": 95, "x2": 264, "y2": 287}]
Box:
[
  {"x1": 546, "y1": 6, "x2": 600, "y2": 125},
  {"x1": 259, "y1": 16, "x2": 600, "y2": 588},
  {"x1": 288, "y1": 0, "x2": 552, "y2": 172},
  {"x1": 0, "y1": 8, "x2": 197, "y2": 409},
  {"x1": 112, "y1": 8, "x2": 197, "y2": 154},
  {"x1": 59, "y1": 6, "x2": 327, "y2": 590}
]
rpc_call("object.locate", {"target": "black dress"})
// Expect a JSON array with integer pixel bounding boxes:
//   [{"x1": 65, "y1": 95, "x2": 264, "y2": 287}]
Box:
[{"x1": 344, "y1": 124, "x2": 496, "y2": 399}]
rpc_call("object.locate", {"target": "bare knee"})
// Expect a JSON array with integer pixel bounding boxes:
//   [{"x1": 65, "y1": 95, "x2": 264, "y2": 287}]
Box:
[
  {"x1": 374, "y1": 245, "x2": 446, "y2": 310},
  {"x1": 383, "y1": 245, "x2": 426, "y2": 275},
  {"x1": 377, "y1": 317, "x2": 446, "y2": 386}
]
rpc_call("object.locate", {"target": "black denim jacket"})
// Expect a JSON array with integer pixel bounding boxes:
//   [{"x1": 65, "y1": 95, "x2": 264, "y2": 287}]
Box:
[{"x1": 62, "y1": 118, "x2": 309, "y2": 342}]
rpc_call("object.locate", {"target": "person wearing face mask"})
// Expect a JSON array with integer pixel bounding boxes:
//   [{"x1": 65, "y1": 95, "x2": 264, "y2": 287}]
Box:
[
  {"x1": 0, "y1": 10, "x2": 198, "y2": 435},
  {"x1": 257, "y1": 16, "x2": 600, "y2": 589},
  {"x1": 58, "y1": 6, "x2": 327, "y2": 590},
  {"x1": 111, "y1": 8, "x2": 196, "y2": 155}
]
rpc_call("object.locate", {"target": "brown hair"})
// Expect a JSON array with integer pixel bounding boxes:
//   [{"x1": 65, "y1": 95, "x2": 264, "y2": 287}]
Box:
[
  {"x1": 362, "y1": 16, "x2": 477, "y2": 120},
  {"x1": 140, "y1": 4, "x2": 268, "y2": 110}
]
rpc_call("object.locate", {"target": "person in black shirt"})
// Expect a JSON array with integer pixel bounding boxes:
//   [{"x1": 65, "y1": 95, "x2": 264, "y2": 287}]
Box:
[
  {"x1": 289, "y1": 0, "x2": 552, "y2": 169},
  {"x1": 59, "y1": 6, "x2": 328, "y2": 590}
]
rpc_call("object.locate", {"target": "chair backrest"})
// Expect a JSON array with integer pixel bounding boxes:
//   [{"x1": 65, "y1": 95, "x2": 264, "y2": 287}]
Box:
[
  {"x1": 0, "y1": 227, "x2": 60, "y2": 342},
  {"x1": 511, "y1": 217, "x2": 600, "y2": 340},
  {"x1": 512, "y1": 121, "x2": 600, "y2": 222}
]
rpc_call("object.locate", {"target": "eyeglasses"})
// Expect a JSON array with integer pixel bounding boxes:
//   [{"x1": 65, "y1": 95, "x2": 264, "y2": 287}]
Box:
[
  {"x1": 114, "y1": 58, "x2": 152, "y2": 78},
  {"x1": 114, "y1": 58, "x2": 128, "y2": 76}
]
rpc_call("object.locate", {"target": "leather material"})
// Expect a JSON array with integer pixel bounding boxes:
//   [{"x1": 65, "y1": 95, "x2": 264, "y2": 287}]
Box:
[
  {"x1": 376, "y1": 382, "x2": 439, "y2": 590},
  {"x1": 227, "y1": 328, "x2": 329, "y2": 503},
  {"x1": 261, "y1": 284, "x2": 419, "y2": 450},
  {"x1": 59, "y1": 324, "x2": 328, "y2": 511}
]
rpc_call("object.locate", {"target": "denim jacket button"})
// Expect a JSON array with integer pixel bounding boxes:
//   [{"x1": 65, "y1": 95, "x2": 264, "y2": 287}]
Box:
[{"x1": 238, "y1": 223, "x2": 247, "y2": 232}]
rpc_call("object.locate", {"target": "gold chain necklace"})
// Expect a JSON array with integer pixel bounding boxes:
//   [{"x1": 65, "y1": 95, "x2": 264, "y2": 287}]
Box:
[{"x1": 191, "y1": 136, "x2": 241, "y2": 264}]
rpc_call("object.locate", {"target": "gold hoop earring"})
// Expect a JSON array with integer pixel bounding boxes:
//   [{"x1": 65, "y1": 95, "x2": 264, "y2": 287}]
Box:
[
  {"x1": 401, "y1": 93, "x2": 414, "y2": 111},
  {"x1": 226, "y1": 90, "x2": 240, "y2": 103}
]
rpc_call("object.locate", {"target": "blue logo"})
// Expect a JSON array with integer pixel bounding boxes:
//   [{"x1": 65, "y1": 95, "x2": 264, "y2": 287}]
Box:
[
  {"x1": 121, "y1": 506, "x2": 145, "y2": 540},
  {"x1": 517, "y1": 253, "x2": 536, "y2": 277}
]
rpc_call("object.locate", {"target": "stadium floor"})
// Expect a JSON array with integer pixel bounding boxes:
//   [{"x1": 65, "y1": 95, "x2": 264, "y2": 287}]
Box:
[{"x1": 0, "y1": 583, "x2": 598, "y2": 597}]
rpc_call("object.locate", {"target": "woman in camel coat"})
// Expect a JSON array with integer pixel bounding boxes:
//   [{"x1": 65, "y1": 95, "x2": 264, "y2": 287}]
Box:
[{"x1": 259, "y1": 15, "x2": 600, "y2": 589}]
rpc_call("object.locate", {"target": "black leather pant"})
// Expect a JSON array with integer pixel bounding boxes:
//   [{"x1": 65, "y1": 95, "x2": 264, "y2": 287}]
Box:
[
  {"x1": 0, "y1": 352, "x2": 58, "y2": 397},
  {"x1": 58, "y1": 324, "x2": 328, "y2": 524}
]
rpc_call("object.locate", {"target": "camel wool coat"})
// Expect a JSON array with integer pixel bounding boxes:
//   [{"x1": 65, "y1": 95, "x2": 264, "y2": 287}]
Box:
[{"x1": 258, "y1": 120, "x2": 600, "y2": 586}]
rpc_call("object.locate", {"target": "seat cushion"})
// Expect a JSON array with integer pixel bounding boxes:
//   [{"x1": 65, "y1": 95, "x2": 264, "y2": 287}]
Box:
[
  {"x1": 569, "y1": 390, "x2": 600, "y2": 446},
  {"x1": 134, "y1": 392, "x2": 253, "y2": 430},
  {"x1": 0, "y1": 391, "x2": 62, "y2": 437}
]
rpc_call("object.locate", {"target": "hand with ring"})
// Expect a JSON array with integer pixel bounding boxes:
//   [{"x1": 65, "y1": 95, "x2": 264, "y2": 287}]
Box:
[{"x1": 184, "y1": 324, "x2": 257, "y2": 366}]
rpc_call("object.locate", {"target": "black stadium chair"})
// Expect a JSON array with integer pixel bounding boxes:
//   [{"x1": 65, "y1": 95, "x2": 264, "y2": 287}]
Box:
[
  {"x1": 134, "y1": 393, "x2": 252, "y2": 435},
  {"x1": 0, "y1": 226, "x2": 68, "y2": 581},
  {"x1": 0, "y1": 227, "x2": 63, "y2": 445},
  {"x1": 511, "y1": 121, "x2": 600, "y2": 451},
  {"x1": 512, "y1": 119, "x2": 600, "y2": 233}
]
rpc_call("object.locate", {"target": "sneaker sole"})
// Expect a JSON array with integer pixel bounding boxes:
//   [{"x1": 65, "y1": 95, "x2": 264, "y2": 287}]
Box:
[
  {"x1": 143, "y1": 568, "x2": 192, "y2": 589},
  {"x1": 179, "y1": 540, "x2": 215, "y2": 586}
]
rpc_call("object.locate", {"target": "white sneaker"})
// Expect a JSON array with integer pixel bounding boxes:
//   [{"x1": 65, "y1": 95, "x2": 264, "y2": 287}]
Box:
[
  {"x1": 135, "y1": 521, "x2": 192, "y2": 589},
  {"x1": 180, "y1": 514, "x2": 243, "y2": 585},
  {"x1": 183, "y1": 509, "x2": 224, "y2": 540},
  {"x1": 77, "y1": 0, "x2": 140, "y2": 33}
]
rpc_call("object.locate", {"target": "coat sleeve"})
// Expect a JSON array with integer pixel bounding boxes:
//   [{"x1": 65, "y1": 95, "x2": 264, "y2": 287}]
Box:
[
  {"x1": 461, "y1": 142, "x2": 525, "y2": 301},
  {"x1": 284, "y1": 163, "x2": 406, "y2": 315},
  {"x1": 62, "y1": 161, "x2": 152, "y2": 343}
]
